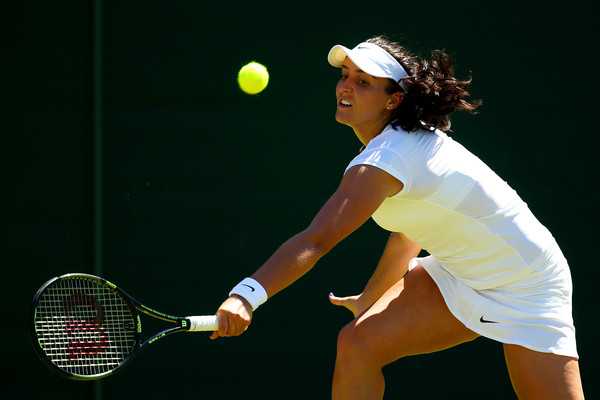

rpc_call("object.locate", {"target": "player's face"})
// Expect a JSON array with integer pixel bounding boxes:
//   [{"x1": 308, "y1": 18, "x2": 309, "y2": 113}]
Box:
[{"x1": 335, "y1": 58, "x2": 398, "y2": 141}]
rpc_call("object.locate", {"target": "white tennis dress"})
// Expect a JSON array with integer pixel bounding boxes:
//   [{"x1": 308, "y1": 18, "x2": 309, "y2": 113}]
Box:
[{"x1": 346, "y1": 125, "x2": 578, "y2": 358}]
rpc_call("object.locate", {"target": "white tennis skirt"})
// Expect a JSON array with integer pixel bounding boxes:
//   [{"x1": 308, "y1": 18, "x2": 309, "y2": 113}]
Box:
[{"x1": 410, "y1": 246, "x2": 578, "y2": 358}]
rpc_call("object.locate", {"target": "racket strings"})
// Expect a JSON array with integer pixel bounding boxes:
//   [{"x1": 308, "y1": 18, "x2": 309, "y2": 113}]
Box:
[{"x1": 35, "y1": 277, "x2": 137, "y2": 376}]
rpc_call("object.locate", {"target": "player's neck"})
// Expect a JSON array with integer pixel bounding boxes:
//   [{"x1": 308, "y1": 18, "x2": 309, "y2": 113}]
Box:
[{"x1": 353, "y1": 120, "x2": 388, "y2": 147}]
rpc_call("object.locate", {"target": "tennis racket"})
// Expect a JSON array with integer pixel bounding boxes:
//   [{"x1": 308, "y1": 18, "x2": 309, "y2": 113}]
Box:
[{"x1": 30, "y1": 273, "x2": 218, "y2": 380}]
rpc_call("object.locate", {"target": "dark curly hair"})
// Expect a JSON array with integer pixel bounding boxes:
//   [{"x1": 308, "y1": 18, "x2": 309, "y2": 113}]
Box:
[{"x1": 367, "y1": 36, "x2": 481, "y2": 132}]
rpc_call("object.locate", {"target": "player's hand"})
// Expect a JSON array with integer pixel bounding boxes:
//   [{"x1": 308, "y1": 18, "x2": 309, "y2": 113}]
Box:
[
  {"x1": 210, "y1": 295, "x2": 252, "y2": 339},
  {"x1": 329, "y1": 292, "x2": 369, "y2": 318}
]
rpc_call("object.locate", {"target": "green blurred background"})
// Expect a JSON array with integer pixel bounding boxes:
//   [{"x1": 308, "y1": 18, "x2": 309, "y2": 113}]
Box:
[{"x1": 4, "y1": 0, "x2": 598, "y2": 398}]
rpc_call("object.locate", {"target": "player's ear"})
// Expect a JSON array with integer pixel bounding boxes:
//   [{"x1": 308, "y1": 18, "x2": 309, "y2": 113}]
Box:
[{"x1": 386, "y1": 91, "x2": 403, "y2": 110}]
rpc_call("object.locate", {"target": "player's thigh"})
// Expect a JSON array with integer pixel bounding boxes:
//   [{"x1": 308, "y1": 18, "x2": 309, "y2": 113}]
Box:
[
  {"x1": 504, "y1": 344, "x2": 584, "y2": 400},
  {"x1": 338, "y1": 265, "x2": 479, "y2": 367}
]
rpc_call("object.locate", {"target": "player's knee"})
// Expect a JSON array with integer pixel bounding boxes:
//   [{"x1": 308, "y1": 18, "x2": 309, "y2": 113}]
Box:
[
  {"x1": 337, "y1": 318, "x2": 417, "y2": 368},
  {"x1": 336, "y1": 321, "x2": 381, "y2": 367},
  {"x1": 337, "y1": 323, "x2": 358, "y2": 358}
]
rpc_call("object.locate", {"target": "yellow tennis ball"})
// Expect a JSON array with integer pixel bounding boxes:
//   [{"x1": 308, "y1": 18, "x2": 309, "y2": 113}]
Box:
[{"x1": 238, "y1": 62, "x2": 269, "y2": 95}]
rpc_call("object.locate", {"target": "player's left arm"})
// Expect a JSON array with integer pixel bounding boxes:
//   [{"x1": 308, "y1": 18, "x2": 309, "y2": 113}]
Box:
[{"x1": 329, "y1": 231, "x2": 421, "y2": 317}]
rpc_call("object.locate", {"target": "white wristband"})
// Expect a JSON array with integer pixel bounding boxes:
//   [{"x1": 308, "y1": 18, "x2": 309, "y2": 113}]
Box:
[{"x1": 229, "y1": 277, "x2": 268, "y2": 311}]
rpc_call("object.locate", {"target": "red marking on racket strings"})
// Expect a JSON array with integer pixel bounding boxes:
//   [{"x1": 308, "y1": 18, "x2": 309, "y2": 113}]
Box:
[
  {"x1": 63, "y1": 294, "x2": 109, "y2": 361},
  {"x1": 66, "y1": 324, "x2": 109, "y2": 361},
  {"x1": 62, "y1": 293, "x2": 106, "y2": 325}
]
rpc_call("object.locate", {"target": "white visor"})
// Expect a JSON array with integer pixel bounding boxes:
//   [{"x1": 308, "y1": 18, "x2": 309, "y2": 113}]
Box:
[{"x1": 328, "y1": 42, "x2": 408, "y2": 90}]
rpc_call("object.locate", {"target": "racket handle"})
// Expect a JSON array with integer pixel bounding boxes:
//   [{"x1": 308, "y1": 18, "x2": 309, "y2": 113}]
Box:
[{"x1": 186, "y1": 315, "x2": 219, "y2": 331}]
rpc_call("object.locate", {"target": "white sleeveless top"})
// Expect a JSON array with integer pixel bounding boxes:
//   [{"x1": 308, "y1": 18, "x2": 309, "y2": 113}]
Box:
[{"x1": 345, "y1": 125, "x2": 555, "y2": 291}]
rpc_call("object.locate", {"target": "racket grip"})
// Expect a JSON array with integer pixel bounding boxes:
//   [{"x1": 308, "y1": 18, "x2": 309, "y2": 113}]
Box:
[{"x1": 186, "y1": 315, "x2": 219, "y2": 331}]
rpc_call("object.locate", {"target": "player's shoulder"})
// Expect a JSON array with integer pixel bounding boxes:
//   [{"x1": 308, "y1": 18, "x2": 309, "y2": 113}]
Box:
[{"x1": 371, "y1": 125, "x2": 447, "y2": 158}]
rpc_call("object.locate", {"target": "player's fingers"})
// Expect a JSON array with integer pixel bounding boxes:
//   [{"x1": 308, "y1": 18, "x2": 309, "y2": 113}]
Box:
[
  {"x1": 225, "y1": 315, "x2": 238, "y2": 337},
  {"x1": 226, "y1": 314, "x2": 250, "y2": 336},
  {"x1": 329, "y1": 292, "x2": 360, "y2": 317},
  {"x1": 329, "y1": 292, "x2": 355, "y2": 309},
  {"x1": 328, "y1": 292, "x2": 345, "y2": 306},
  {"x1": 218, "y1": 312, "x2": 242, "y2": 337},
  {"x1": 216, "y1": 310, "x2": 230, "y2": 337}
]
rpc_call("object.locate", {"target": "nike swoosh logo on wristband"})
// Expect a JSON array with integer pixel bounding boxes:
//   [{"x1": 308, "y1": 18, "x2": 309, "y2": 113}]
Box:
[
  {"x1": 480, "y1": 316, "x2": 498, "y2": 324},
  {"x1": 241, "y1": 284, "x2": 255, "y2": 292}
]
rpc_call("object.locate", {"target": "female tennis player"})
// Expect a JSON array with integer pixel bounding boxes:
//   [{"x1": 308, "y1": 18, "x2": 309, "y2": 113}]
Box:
[{"x1": 212, "y1": 36, "x2": 584, "y2": 399}]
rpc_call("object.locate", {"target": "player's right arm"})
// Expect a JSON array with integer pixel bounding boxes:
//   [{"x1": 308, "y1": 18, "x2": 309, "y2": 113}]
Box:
[{"x1": 211, "y1": 164, "x2": 403, "y2": 339}]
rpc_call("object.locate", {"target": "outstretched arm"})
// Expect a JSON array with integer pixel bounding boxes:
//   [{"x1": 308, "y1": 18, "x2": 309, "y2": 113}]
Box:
[
  {"x1": 330, "y1": 232, "x2": 421, "y2": 317},
  {"x1": 211, "y1": 164, "x2": 403, "y2": 339}
]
